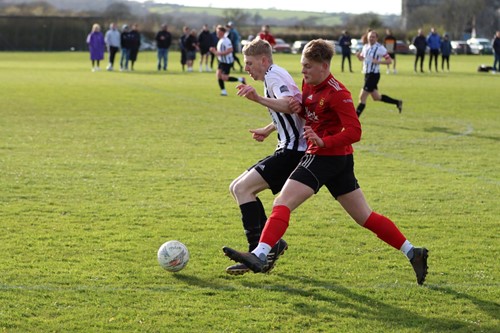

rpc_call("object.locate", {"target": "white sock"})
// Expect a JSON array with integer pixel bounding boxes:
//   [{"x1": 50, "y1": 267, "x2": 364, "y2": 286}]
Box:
[
  {"x1": 400, "y1": 240, "x2": 414, "y2": 259},
  {"x1": 252, "y1": 242, "x2": 272, "y2": 258}
]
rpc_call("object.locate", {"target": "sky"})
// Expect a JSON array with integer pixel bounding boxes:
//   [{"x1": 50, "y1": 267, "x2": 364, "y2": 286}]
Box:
[{"x1": 135, "y1": 0, "x2": 403, "y2": 15}]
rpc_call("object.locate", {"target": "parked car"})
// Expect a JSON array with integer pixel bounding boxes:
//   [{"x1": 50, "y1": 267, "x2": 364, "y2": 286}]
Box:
[
  {"x1": 467, "y1": 38, "x2": 493, "y2": 55},
  {"x1": 395, "y1": 40, "x2": 410, "y2": 54},
  {"x1": 140, "y1": 37, "x2": 156, "y2": 51},
  {"x1": 292, "y1": 40, "x2": 308, "y2": 54},
  {"x1": 273, "y1": 38, "x2": 291, "y2": 53},
  {"x1": 409, "y1": 44, "x2": 429, "y2": 54},
  {"x1": 451, "y1": 40, "x2": 472, "y2": 54},
  {"x1": 350, "y1": 39, "x2": 363, "y2": 54}
]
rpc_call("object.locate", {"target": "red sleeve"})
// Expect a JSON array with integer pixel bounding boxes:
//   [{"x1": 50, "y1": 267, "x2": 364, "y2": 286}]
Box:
[
  {"x1": 322, "y1": 91, "x2": 362, "y2": 148},
  {"x1": 269, "y1": 35, "x2": 276, "y2": 46}
]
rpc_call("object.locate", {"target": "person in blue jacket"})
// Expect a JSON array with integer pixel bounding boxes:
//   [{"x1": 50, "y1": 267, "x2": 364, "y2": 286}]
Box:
[
  {"x1": 426, "y1": 27, "x2": 441, "y2": 72},
  {"x1": 440, "y1": 34, "x2": 452, "y2": 71}
]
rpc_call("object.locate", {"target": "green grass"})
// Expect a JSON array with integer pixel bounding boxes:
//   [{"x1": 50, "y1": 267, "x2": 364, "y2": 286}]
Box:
[{"x1": 0, "y1": 51, "x2": 499, "y2": 332}]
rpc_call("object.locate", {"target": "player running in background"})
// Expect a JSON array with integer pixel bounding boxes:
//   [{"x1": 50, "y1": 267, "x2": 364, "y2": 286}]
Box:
[
  {"x1": 355, "y1": 31, "x2": 403, "y2": 117},
  {"x1": 226, "y1": 38, "x2": 307, "y2": 275},
  {"x1": 209, "y1": 25, "x2": 245, "y2": 96},
  {"x1": 223, "y1": 39, "x2": 429, "y2": 285}
]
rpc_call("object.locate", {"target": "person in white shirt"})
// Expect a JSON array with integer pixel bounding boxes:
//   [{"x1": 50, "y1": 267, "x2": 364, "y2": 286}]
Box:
[
  {"x1": 355, "y1": 31, "x2": 403, "y2": 117},
  {"x1": 209, "y1": 25, "x2": 245, "y2": 96},
  {"x1": 104, "y1": 23, "x2": 121, "y2": 71}
]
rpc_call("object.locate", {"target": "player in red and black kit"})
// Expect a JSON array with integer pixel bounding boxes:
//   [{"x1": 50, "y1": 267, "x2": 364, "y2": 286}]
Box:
[{"x1": 223, "y1": 39, "x2": 429, "y2": 285}]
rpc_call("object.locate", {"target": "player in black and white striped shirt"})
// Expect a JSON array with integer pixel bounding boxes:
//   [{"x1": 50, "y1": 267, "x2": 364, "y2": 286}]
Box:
[
  {"x1": 355, "y1": 30, "x2": 403, "y2": 117},
  {"x1": 226, "y1": 38, "x2": 306, "y2": 275},
  {"x1": 209, "y1": 25, "x2": 246, "y2": 96}
]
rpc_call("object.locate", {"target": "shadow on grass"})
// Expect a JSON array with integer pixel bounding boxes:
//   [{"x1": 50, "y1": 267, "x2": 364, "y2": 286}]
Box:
[
  {"x1": 240, "y1": 274, "x2": 474, "y2": 332},
  {"x1": 171, "y1": 273, "x2": 237, "y2": 291},
  {"x1": 425, "y1": 126, "x2": 500, "y2": 142},
  {"x1": 428, "y1": 284, "x2": 500, "y2": 322}
]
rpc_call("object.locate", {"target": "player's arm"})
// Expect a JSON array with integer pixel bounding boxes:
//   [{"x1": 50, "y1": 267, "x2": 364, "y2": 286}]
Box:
[
  {"x1": 373, "y1": 53, "x2": 392, "y2": 65},
  {"x1": 236, "y1": 84, "x2": 298, "y2": 114},
  {"x1": 249, "y1": 122, "x2": 275, "y2": 142}
]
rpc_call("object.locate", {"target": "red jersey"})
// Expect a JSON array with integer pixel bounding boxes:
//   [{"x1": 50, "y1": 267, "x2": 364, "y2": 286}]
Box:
[
  {"x1": 300, "y1": 74, "x2": 361, "y2": 155},
  {"x1": 258, "y1": 32, "x2": 276, "y2": 46}
]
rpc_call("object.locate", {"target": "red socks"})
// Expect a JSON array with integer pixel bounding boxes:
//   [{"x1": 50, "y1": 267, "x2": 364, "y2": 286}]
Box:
[
  {"x1": 363, "y1": 212, "x2": 406, "y2": 250},
  {"x1": 260, "y1": 205, "x2": 290, "y2": 247}
]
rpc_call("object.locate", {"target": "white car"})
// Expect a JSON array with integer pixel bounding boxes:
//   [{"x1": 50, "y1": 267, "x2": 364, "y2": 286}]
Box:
[{"x1": 467, "y1": 38, "x2": 493, "y2": 55}]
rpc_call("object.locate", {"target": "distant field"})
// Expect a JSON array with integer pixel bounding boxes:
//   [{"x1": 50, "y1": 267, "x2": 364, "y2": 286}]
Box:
[
  {"x1": 150, "y1": 4, "x2": 344, "y2": 26},
  {"x1": 0, "y1": 51, "x2": 499, "y2": 332}
]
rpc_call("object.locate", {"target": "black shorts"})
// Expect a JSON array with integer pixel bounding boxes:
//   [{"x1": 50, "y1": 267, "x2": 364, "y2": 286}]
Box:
[
  {"x1": 251, "y1": 149, "x2": 305, "y2": 195},
  {"x1": 289, "y1": 154, "x2": 360, "y2": 199},
  {"x1": 218, "y1": 62, "x2": 233, "y2": 75},
  {"x1": 363, "y1": 73, "x2": 380, "y2": 92},
  {"x1": 388, "y1": 52, "x2": 396, "y2": 60}
]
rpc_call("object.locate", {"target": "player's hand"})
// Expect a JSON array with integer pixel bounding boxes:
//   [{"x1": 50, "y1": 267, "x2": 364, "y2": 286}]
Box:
[
  {"x1": 289, "y1": 98, "x2": 302, "y2": 113},
  {"x1": 236, "y1": 84, "x2": 259, "y2": 102},
  {"x1": 249, "y1": 128, "x2": 268, "y2": 142},
  {"x1": 303, "y1": 126, "x2": 325, "y2": 148}
]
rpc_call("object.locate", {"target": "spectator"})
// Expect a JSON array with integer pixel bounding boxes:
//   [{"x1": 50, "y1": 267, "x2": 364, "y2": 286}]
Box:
[
  {"x1": 412, "y1": 28, "x2": 427, "y2": 73},
  {"x1": 86, "y1": 23, "x2": 105, "y2": 72},
  {"x1": 185, "y1": 29, "x2": 199, "y2": 72},
  {"x1": 426, "y1": 27, "x2": 441, "y2": 72},
  {"x1": 179, "y1": 26, "x2": 190, "y2": 72},
  {"x1": 338, "y1": 30, "x2": 353, "y2": 73},
  {"x1": 155, "y1": 24, "x2": 172, "y2": 71},
  {"x1": 226, "y1": 21, "x2": 243, "y2": 72},
  {"x1": 383, "y1": 28, "x2": 397, "y2": 74},
  {"x1": 128, "y1": 24, "x2": 141, "y2": 71},
  {"x1": 198, "y1": 24, "x2": 212, "y2": 72},
  {"x1": 492, "y1": 31, "x2": 500, "y2": 73},
  {"x1": 120, "y1": 24, "x2": 131, "y2": 71},
  {"x1": 104, "y1": 22, "x2": 120, "y2": 71},
  {"x1": 440, "y1": 34, "x2": 452, "y2": 71},
  {"x1": 257, "y1": 25, "x2": 276, "y2": 47}
]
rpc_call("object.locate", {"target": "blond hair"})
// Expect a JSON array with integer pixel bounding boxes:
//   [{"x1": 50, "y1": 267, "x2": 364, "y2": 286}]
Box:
[{"x1": 242, "y1": 38, "x2": 273, "y2": 59}]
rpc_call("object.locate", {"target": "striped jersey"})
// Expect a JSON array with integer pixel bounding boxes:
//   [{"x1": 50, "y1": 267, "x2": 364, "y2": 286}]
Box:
[
  {"x1": 264, "y1": 65, "x2": 307, "y2": 152},
  {"x1": 360, "y1": 42, "x2": 390, "y2": 74},
  {"x1": 216, "y1": 36, "x2": 234, "y2": 64}
]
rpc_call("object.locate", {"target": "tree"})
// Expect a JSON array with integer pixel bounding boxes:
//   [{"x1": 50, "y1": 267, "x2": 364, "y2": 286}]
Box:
[
  {"x1": 222, "y1": 8, "x2": 249, "y2": 26},
  {"x1": 346, "y1": 13, "x2": 383, "y2": 32},
  {"x1": 103, "y1": 2, "x2": 132, "y2": 22},
  {"x1": 439, "y1": 0, "x2": 485, "y2": 39}
]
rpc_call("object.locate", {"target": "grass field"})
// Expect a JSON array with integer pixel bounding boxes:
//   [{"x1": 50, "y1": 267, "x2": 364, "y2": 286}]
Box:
[{"x1": 0, "y1": 51, "x2": 499, "y2": 332}]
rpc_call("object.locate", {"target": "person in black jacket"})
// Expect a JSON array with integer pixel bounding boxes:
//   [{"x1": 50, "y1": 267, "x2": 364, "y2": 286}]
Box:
[
  {"x1": 128, "y1": 24, "x2": 141, "y2": 71},
  {"x1": 412, "y1": 28, "x2": 427, "y2": 73},
  {"x1": 493, "y1": 31, "x2": 500, "y2": 73},
  {"x1": 155, "y1": 24, "x2": 172, "y2": 71},
  {"x1": 338, "y1": 30, "x2": 353, "y2": 72},
  {"x1": 120, "y1": 24, "x2": 131, "y2": 71},
  {"x1": 198, "y1": 24, "x2": 212, "y2": 72},
  {"x1": 184, "y1": 29, "x2": 199, "y2": 72}
]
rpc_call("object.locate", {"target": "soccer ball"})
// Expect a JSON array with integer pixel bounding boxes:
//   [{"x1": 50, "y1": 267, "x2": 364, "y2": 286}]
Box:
[{"x1": 157, "y1": 240, "x2": 189, "y2": 272}]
